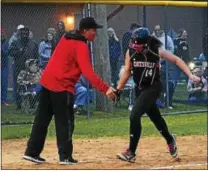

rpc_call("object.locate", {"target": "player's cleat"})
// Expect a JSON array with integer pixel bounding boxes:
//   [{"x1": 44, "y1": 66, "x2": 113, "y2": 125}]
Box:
[
  {"x1": 59, "y1": 157, "x2": 78, "y2": 165},
  {"x1": 23, "y1": 155, "x2": 46, "y2": 164},
  {"x1": 116, "y1": 149, "x2": 136, "y2": 163},
  {"x1": 168, "y1": 134, "x2": 178, "y2": 158}
]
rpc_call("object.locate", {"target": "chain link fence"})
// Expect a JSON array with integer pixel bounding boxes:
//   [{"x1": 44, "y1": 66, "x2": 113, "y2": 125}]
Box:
[
  {"x1": 1, "y1": 3, "x2": 207, "y2": 121},
  {"x1": 1, "y1": 4, "x2": 84, "y2": 115},
  {"x1": 105, "y1": 4, "x2": 207, "y2": 115}
]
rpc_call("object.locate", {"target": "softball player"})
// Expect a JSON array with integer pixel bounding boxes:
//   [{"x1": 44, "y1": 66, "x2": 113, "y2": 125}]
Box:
[{"x1": 115, "y1": 27, "x2": 200, "y2": 163}]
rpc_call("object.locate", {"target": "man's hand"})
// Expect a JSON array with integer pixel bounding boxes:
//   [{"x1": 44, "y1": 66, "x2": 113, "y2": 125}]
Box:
[
  {"x1": 106, "y1": 87, "x2": 117, "y2": 100},
  {"x1": 113, "y1": 89, "x2": 122, "y2": 101}
]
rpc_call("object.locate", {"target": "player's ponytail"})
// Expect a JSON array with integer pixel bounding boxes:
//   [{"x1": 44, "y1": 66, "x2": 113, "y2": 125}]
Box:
[{"x1": 147, "y1": 35, "x2": 163, "y2": 51}]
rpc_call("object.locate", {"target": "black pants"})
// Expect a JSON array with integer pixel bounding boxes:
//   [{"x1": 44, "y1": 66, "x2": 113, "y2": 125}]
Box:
[
  {"x1": 129, "y1": 81, "x2": 173, "y2": 154},
  {"x1": 25, "y1": 87, "x2": 75, "y2": 160}
]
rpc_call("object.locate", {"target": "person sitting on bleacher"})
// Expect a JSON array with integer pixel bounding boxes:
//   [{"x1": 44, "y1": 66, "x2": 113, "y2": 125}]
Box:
[
  {"x1": 17, "y1": 59, "x2": 42, "y2": 93},
  {"x1": 198, "y1": 52, "x2": 206, "y2": 61},
  {"x1": 17, "y1": 59, "x2": 42, "y2": 108},
  {"x1": 187, "y1": 68, "x2": 207, "y2": 103},
  {"x1": 159, "y1": 59, "x2": 176, "y2": 109},
  {"x1": 198, "y1": 52, "x2": 208, "y2": 80}
]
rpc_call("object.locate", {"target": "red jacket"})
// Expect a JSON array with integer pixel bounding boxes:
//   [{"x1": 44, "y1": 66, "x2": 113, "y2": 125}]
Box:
[{"x1": 40, "y1": 32, "x2": 110, "y2": 94}]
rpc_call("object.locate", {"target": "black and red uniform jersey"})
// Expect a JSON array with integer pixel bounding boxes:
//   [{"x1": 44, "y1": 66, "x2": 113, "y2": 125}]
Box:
[{"x1": 129, "y1": 48, "x2": 160, "y2": 89}]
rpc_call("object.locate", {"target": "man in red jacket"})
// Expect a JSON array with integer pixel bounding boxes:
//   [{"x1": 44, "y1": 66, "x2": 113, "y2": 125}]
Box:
[{"x1": 23, "y1": 17, "x2": 117, "y2": 165}]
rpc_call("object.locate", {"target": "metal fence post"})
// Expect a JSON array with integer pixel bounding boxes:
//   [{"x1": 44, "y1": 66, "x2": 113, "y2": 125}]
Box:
[
  {"x1": 85, "y1": 4, "x2": 95, "y2": 119},
  {"x1": 143, "y1": 6, "x2": 146, "y2": 27},
  {"x1": 164, "y1": 6, "x2": 170, "y2": 109}
]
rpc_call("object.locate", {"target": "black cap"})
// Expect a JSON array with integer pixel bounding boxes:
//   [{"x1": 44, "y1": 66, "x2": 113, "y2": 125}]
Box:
[{"x1": 79, "y1": 17, "x2": 103, "y2": 30}]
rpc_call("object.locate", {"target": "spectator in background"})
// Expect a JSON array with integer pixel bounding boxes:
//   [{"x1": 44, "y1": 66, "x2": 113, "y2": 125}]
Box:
[
  {"x1": 202, "y1": 28, "x2": 208, "y2": 61},
  {"x1": 17, "y1": 59, "x2": 43, "y2": 108},
  {"x1": 172, "y1": 28, "x2": 190, "y2": 84},
  {"x1": 167, "y1": 28, "x2": 177, "y2": 41},
  {"x1": 187, "y1": 68, "x2": 207, "y2": 103},
  {"x1": 17, "y1": 59, "x2": 42, "y2": 93},
  {"x1": 9, "y1": 24, "x2": 25, "y2": 47},
  {"x1": 153, "y1": 25, "x2": 174, "y2": 89},
  {"x1": 56, "y1": 21, "x2": 66, "y2": 43},
  {"x1": 152, "y1": 25, "x2": 174, "y2": 53},
  {"x1": 159, "y1": 59, "x2": 176, "y2": 109},
  {"x1": 1, "y1": 29, "x2": 9, "y2": 106},
  {"x1": 201, "y1": 28, "x2": 208, "y2": 81},
  {"x1": 39, "y1": 32, "x2": 56, "y2": 69},
  {"x1": 198, "y1": 52, "x2": 206, "y2": 61},
  {"x1": 47, "y1": 28, "x2": 57, "y2": 38},
  {"x1": 153, "y1": 25, "x2": 174, "y2": 79},
  {"x1": 74, "y1": 75, "x2": 92, "y2": 115},
  {"x1": 107, "y1": 28, "x2": 121, "y2": 87},
  {"x1": 122, "y1": 23, "x2": 141, "y2": 60},
  {"x1": 9, "y1": 24, "x2": 25, "y2": 102},
  {"x1": 29, "y1": 31, "x2": 34, "y2": 40},
  {"x1": 198, "y1": 52, "x2": 208, "y2": 84},
  {"x1": 29, "y1": 30, "x2": 39, "y2": 46},
  {"x1": 9, "y1": 27, "x2": 39, "y2": 109},
  {"x1": 203, "y1": 66, "x2": 208, "y2": 81}
]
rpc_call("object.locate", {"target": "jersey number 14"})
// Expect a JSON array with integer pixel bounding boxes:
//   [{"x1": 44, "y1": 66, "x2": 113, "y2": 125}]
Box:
[{"x1": 145, "y1": 69, "x2": 153, "y2": 77}]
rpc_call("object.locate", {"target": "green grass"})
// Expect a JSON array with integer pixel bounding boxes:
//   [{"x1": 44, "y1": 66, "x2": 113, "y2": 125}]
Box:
[
  {"x1": 1, "y1": 104, "x2": 35, "y2": 124},
  {"x1": 2, "y1": 102, "x2": 206, "y2": 124},
  {"x1": 2, "y1": 82, "x2": 206, "y2": 124},
  {"x1": 2, "y1": 87, "x2": 207, "y2": 140},
  {"x1": 2, "y1": 113, "x2": 207, "y2": 140}
]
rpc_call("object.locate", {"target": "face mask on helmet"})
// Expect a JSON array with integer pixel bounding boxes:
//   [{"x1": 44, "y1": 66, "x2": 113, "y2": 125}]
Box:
[
  {"x1": 129, "y1": 27, "x2": 150, "y2": 54},
  {"x1": 129, "y1": 41, "x2": 148, "y2": 53}
]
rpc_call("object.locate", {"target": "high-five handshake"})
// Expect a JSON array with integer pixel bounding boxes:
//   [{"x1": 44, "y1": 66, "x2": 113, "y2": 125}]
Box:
[{"x1": 106, "y1": 87, "x2": 122, "y2": 102}]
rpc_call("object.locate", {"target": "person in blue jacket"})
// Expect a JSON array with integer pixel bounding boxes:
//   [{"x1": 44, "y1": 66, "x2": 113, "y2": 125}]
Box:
[
  {"x1": 74, "y1": 75, "x2": 92, "y2": 115},
  {"x1": 108, "y1": 27, "x2": 122, "y2": 86},
  {"x1": 39, "y1": 32, "x2": 56, "y2": 69},
  {"x1": 1, "y1": 29, "x2": 9, "y2": 106}
]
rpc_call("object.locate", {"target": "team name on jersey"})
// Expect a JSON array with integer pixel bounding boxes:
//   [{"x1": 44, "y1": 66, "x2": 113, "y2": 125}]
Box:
[{"x1": 133, "y1": 61, "x2": 155, "y2": 68}]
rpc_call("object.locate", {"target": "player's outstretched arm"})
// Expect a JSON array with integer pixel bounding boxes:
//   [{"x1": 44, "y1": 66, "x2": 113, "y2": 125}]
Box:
[{"x1": 159, "y1": 49, "x2": 200, "y2": 83}]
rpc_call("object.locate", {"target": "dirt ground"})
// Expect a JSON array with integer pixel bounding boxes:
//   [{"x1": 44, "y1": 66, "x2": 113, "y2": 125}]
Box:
[{"x1": 1, "y1": 136, "x2": 207, "y2": 170}]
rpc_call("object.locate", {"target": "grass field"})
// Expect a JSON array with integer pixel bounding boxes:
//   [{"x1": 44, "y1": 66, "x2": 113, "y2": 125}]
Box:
[
  {"x1": 1, "y1": 84, "x2": 207, "y2": 140},
  {"x1": 2, "y1": 101, "x2": 207, "y2": 123},
  {"x1": 2, "y1": 111, "x2": 207, "y2": 140}
]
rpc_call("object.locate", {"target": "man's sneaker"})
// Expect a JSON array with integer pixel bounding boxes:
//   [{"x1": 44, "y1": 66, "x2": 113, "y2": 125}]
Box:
[
  {"x1": 59, "y1": 157, "x2": 78, "y2": 165},
  {"x1": 116, "y1": 149, "x2": 136, "y2": 163},
  {"x1": 168, "y1": 135, "x2": 178, "y2": 158},
  {"x1": 23, "y1": 155, "x2": 46, "y2": 164}
]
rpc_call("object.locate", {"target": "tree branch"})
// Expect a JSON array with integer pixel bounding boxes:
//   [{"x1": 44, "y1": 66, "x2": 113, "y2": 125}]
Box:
[{"x1": 107, "y1": 5, "x2": 124, "y2": 21}]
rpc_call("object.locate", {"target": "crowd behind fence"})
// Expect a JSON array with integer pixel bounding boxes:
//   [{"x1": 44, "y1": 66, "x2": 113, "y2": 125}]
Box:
[{"x1": 1, "y1": 4, "x2": 207, "y2": 117}]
